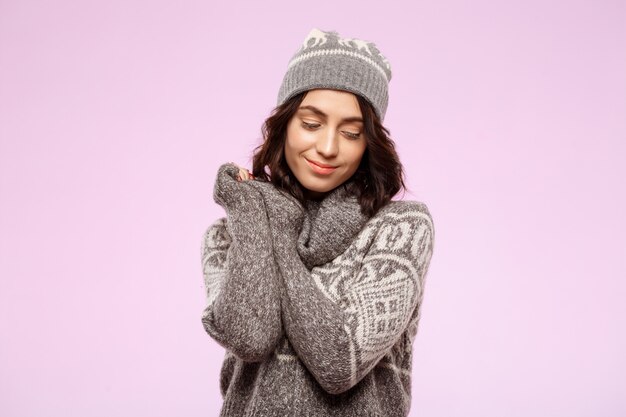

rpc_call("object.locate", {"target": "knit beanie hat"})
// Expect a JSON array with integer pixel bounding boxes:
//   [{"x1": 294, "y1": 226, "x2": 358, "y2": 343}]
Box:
[{"x1": 276, "y1": 28, "x2": 393, "y2": 121}]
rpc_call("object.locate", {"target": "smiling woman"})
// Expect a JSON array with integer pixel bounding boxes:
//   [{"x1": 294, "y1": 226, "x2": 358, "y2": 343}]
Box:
[
  {"x1": 284, "y1": 89, "x2": 368, "y2": 200},
  {"x1": 201, "y1": 28, "x2": 435, "y2": 417},
  {"x1": 251, "y1": 83, "x2": 406, "y2": 216}
]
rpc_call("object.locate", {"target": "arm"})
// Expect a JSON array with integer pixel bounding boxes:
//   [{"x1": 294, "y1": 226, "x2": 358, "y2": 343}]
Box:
[
  {"x1": 200, "y1": 163, "x2": 283, "y2": 362},
  {"x1": 257, "y1": 191, "x2": 434, "y2": 394}
]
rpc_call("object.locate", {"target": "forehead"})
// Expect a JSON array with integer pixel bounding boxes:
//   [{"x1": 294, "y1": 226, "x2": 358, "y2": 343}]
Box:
[{"x1": 300, "y1": 89, "x2": 362, "y2": 119}]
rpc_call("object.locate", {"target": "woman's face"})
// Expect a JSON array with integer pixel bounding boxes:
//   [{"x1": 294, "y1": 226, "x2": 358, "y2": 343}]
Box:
[{"x1": 284, "y1": 89, "x2": 367, "y2": 200}]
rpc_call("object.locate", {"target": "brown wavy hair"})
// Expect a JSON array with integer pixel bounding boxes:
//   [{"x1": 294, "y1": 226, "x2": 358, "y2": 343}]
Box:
[{"x1": 250, "y1": 90, "x2": 407, "y2": 218}]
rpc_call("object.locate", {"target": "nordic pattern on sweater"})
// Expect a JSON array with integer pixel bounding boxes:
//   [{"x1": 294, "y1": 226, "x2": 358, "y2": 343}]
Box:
[
  {"x1": 308, "y1": 205, "x2": 433, "y2": 388},
  {"x1": 201, "y1": 200, "x2": 434, "y2": 414},
  {"x1": 201, "y1": 162, "x2": 434, "y2": 416}
]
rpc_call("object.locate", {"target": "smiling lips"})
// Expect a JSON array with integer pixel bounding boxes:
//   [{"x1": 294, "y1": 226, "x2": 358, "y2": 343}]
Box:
[{"x1": 305, "y1": 158, "x2": 337, "y2": 175}]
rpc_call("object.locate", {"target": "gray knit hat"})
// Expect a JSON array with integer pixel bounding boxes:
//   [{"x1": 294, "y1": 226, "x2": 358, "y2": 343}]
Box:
[{"x1": 277, "y1": 28, "x2": 393, "y2": 121}]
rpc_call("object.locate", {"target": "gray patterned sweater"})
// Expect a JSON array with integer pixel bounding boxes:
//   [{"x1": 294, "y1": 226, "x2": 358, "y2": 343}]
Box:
[{"x1": 201, "y1": 163, "x2": 435, "y2": 416}]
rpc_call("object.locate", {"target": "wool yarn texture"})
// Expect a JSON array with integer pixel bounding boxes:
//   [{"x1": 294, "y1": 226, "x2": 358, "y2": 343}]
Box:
[
  {"x1": 277, "y1": 28, "x2": 393, "y2": 121},
  {"x1": 201, "y1": 163, "x2": 435, "y2": 416}
]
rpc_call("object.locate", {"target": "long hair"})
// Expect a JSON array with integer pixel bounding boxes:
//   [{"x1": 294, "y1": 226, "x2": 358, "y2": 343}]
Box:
[{"x1": 251, "y1": 91, "x2": 407, "y2": 218}]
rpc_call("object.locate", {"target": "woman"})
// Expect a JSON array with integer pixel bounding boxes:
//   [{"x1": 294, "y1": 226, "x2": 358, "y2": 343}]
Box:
[{"x1": 201, "y1": 28, "x2": 435, "y2": 417}]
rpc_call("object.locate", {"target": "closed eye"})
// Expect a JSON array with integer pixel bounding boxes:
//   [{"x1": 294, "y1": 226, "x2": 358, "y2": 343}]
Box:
[
  {"x1": 302, "y1": 121, "x2": 320, "y2": 129},
  {"x1": 343, "y1": 131, "x2": 361, "y2": 139},
  {"x1": 302, "y1": 121, "x2": 361, "y2": 140}
]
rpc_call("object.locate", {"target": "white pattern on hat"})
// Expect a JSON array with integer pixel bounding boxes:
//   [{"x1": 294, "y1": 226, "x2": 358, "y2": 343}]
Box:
[
  {"x1": 338, "y1": 37, "x2": 373, "y2": 56},
  {"x1": 278, "y1": 28, "x2": 393, "y2": 121},
  {"x1": 300, "y1": 28, "x2": 329, "y2": 50}
]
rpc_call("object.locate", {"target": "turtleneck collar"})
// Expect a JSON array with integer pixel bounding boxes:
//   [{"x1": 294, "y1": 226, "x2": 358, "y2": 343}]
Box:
[{"x1": 296, "y1": 180, "x2": 371, "y2": 269}]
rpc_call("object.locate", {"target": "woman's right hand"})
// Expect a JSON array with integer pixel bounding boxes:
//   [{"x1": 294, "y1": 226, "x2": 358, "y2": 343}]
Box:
[
  {"x1": 232, "y1": 163, "x2": 255, "y2": 182},
  {"x1": 213, "y1": 162, "x2": 262, "y2": 212}
]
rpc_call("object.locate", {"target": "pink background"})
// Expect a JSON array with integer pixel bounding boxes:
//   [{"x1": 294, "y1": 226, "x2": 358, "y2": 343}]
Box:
[{"x1": 1, "y1": 0, "x2": 624, "y2": 415}]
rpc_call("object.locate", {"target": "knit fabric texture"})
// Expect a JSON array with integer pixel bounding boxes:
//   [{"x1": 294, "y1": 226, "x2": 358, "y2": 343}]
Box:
[
  {"x1": 201, "y1": 163, "x2": 435, "y2": 416},
  {"x1": 277, "y1": 28, "x2": 393, "y2": 121}
]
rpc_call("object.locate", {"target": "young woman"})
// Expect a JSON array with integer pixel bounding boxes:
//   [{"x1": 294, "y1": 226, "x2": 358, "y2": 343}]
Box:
[{"x1": 201, "y1": 28, "x2": 435, "y2": 417}]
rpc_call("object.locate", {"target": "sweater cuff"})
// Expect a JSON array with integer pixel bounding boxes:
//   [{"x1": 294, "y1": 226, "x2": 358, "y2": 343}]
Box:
[{"x1": 213, "y1": 162, "x2": 265, "y2": 213}]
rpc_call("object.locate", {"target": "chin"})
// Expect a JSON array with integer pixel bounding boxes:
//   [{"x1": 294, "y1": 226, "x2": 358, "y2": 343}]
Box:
[
  {"x1": 295, "y1": 175, "x2": 337, "y2": 193},
  {"x1": 301, "y1": 180, "x2": 335, "y2": 193}
]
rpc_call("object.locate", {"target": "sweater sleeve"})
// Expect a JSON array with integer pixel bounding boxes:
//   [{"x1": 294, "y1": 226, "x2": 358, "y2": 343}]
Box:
[
  {"x1": 200, "y1": 206, "x2": 283, "y2": 362},
  {"x1": 276, "y1": 203, "x2": 434, "y2": 394}
]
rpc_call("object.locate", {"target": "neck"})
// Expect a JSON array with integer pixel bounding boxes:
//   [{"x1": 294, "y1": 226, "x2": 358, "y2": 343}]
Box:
[
  {"x1": 303, "y1": 189, "x2": 327, "y2": 201},
  {"x1": 296, "y1": 181, "x2": 370, "y2": 269},
  {"x1": 302, "y1": 181, "x2": 352, "y2": 202}
]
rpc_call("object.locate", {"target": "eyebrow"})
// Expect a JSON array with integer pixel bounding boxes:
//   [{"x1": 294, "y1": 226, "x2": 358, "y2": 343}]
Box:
[{"x1": 298, "y1": 105, "x2": 363, "y2": 123}]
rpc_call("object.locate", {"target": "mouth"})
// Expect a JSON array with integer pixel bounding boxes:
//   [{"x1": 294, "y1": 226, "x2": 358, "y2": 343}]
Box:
[{"x1": 305, "y1": 158, "x2": 338, "y2": 175}]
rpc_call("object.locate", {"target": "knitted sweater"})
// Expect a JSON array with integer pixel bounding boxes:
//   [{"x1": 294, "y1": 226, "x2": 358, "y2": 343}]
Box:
[{"x1": 201, "y1": 163, "x2": 435, "y2": 417}]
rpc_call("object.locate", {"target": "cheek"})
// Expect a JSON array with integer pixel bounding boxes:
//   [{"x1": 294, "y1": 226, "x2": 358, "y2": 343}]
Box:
[
  {"x1": 284, "y1": 126, "x2": 304, "y2": 167},
  {"x1": 285, "y1": 125, "x2": 313, "y2": 155},
  {"x1": 346, "y1": 143, "x2": 367, "y2": 168}
]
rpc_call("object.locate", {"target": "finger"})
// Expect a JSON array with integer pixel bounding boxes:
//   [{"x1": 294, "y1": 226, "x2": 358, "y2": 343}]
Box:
[{"x1": 238, "y1": 167, "x2": 249, "y2": 181}]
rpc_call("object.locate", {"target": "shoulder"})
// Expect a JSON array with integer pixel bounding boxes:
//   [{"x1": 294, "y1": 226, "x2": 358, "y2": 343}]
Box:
[
  {"x1": 373, "y1": 200, "x2": 434, "y2": 231},
  {"x1": 354, "y1": 200, "x2": 435, "y2": 268},
  {"x1": 354, "y1": 200, "x2": 434, "y2": 250},
  {"x1": 201, "y1": 217, "x2": 230, "y2": 251},
  {"x1": 380, "y1": 199, "x2": 431, "y2": 215},
  {"x1": 204, "y1": 216, "x2": 228, "y2": 236},
  {"x1": 366, "y1": 200, "x2": 435, "y2": 252}
]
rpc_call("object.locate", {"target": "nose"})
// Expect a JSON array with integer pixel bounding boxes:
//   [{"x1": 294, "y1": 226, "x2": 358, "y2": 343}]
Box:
[{"x1": 315, "y1": 128, "x2": 339, "y2": 158}]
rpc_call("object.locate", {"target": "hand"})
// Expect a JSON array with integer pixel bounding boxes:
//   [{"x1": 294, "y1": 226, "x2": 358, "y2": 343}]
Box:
[
  {"x1": 213, "y1": 162, "x2": 263, "y2": 212},
  {"x1": 233, "y1": 163, "x2": 256, "y2": 182}
]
